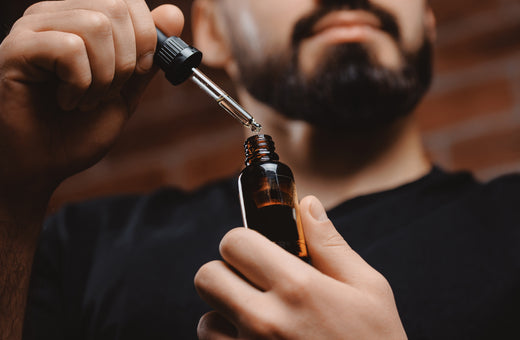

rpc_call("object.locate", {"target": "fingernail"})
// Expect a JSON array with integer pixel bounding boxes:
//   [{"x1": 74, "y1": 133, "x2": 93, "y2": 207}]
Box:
[
  {"x1": 309, "y1": 197, "x2": 328, "y2": 222},
  {"x1": 137, "y1": 52, "x2": 155, "y2": 73}
]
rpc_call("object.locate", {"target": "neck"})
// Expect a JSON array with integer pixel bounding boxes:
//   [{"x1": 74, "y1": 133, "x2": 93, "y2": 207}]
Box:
[{"x1": 239, "y1": 90, "x2": 432, "y2": 210}]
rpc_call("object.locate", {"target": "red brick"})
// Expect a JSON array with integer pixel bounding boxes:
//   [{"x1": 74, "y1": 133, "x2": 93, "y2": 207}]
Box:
[
  {"x1": 107, "y1": 102, "x2": 239, "y2": 159},
  {"x1": 45, "y1": 0, "x2": 520, "y2": 208},
  {"x1": 416, "y1": 78, "x2": 515, "y2": 131},
  {"x1": 435, "y1": 19, "x2": 520, "y2": 73},
  {"x1": 451, "y1": 126, "x2": 520, "y2": 171},
  {"x1": 430, "y1": 0, "x2": 500, "y2": 24},
  {"x1": 50, "y1": 123, "x2": 244, "y2": 209}
]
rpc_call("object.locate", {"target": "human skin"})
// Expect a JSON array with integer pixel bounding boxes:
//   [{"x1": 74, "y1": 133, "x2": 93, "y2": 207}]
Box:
[
  {"x1": 193, "y1": 0, "x2": 435, "y2": 210},
  {"x1": 0, "y1": 0, "x2": 431, "y2": 338},
  {"x1": 195, "y1": 196, "x2": 408, "y2": 339},
  {"x1": 195, "y1": 0, "x2": 435, "y2": 82},
  {"x1": 191, "y1": 0, "x2": 436, "y2": 338},
  {"x1": 0, "y1": 1, "x2": 183, "y2": 338}
]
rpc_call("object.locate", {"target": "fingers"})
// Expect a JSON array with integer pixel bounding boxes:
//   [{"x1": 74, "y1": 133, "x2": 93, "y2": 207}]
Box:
[
  {"x1": 14, "y1": 11, "x2": 116, "y2": 111},
  {"x1": 120, "y1": 4, "x2": 185, "y2": 110},
  {"x1": 152, "y1": 4, "x2": 185, "y2": 37},
  {"x1": 218, "y1": 228, "x2": 311, "y2": 291},
  {"x1": 194, "y1": 260, "x2": 264, "y2": 323},
  {"x1": 23, "y1": 0, "x2": 136, "y2": 110},
  {"x1": 15, "y1": 0, "x2": 184, "y2": 113},
  {"x1": 300, "y1": 196, "x2": 379, "y2": 286},
  {"x1": 198, "y1": 311, "x2": 238, "y2": 340},
  {"x1": 3, "y1": 30, "x2": 92, "y2": 111},
  {"x1": 121, "y1": 0, "x2": 156, "y2": 74}
]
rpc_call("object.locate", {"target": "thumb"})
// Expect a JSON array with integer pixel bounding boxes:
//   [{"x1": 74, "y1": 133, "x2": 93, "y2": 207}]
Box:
[
  {"x1": 300, "y1": 196, "x2": 373, "y2": 285},
  {"x1": 152, "y1": 4, "x2": 185, "y2": 37},
  {"x1": 121, "y1": 4, "x2": 185, "y2": 112}
]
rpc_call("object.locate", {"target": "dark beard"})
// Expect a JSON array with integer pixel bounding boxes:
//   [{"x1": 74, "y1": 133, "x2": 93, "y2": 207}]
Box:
[{"x1": 229, "y1": 3, "x2": 433, "y2": 133}]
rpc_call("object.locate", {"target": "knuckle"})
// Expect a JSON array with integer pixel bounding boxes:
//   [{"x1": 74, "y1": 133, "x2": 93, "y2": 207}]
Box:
[
  {"x1": 74, "y1": 70, "x2": 93, "y2": 90},
  {"x1": 323, "y1": 232, "x2": 347, "y2": 248},
  {"x1": 8, "y1": 19, "x2": 25, "y2": 35},
  {"x1": 279, "y1": 271, "x2": 313, "y2": 304},
  {"x1": 10, "y1": 15, "x2": 38, "y2": 33},
  {"x1": 62, "y1": 34, "x2": 86, "y2": 56},
  {"x1": 111, "y1": 63, "x2": 134, "y2": 88},
  {"x1": 136, "y1": 27, "x2": 157, "y2": 54},
  {"x1": 95, "y1": 71, "x2": 116, "y2": 89},
  {"x1": 377, "y1": 277, "x2": 394, "y2": 296},
  {"x1": 368, "y1": 270, "x2": 393, "y2": 296},
  {"x1": 82, "y1": 11, "x2": 112, "y2": 36},
  {"x1": 23, "y1": 1, "x2": 51, "y2": 16},
  {"x1": 104, "y1": 0, "x2": 129, "y2": 19},
  {"x1": 247, "y1": 313, "x2": 285, "y2": 339},
  {"x1": 117, "y1": 58, "x2": 136, "y2": 77},
  {"x1": 60, "y1": 55, "x2": 90, "y2": 91}
]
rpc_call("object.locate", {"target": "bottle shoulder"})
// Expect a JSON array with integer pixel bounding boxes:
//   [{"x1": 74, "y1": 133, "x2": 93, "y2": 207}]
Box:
[{"x1": 240, "y1": 161, "x2": 293, "y2": 178}]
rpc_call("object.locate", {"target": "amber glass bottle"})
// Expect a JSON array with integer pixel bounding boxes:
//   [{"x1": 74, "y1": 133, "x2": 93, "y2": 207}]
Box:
[{"x1": 238, "y1": 134, "x2": 309, "y2": 261}]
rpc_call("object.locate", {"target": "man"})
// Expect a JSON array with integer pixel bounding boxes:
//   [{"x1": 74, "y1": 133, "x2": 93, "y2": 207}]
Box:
[
  {"x1": 0, "y1": 0, "x2": 518, "y2": 339},
  {"x1": 189, "y1": 1, "x2": 520, "y2": 338}
]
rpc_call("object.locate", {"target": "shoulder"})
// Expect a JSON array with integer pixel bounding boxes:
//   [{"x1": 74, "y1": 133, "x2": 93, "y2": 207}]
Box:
[
  {"x1": 472, "y1": 172, "x2": 520, "y2": 212},
  {"x1": 470, "y1": 172, "x2": 520, "y2": 225},
  {"x1": 442, "y1": 172, "x2": 520, "y2": 262},
  {"x1": 482, "y1": 172, "x2": 520, "y2": 194}
]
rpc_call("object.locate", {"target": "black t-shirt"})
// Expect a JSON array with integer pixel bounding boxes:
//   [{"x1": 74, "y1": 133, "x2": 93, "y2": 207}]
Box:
[{"x1": 24, "y1": 167, "x2": 520, "y2": 339}]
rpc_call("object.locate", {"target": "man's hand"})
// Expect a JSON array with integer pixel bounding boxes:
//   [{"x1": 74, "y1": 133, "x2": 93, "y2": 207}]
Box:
[
  {"x1": 0, "y1": 1, "x2": 183, "y2": 338},
  {"x1": 0, "y1": 0, "x2": 183, "y2": 204},
  {"x1": 195, "y1": 196, "x2": 407, "y2": 339}
]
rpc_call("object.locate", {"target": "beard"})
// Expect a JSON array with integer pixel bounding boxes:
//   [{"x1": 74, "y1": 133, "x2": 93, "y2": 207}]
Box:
[{"x1": 228, "y1": 3, "x2": 434, "y2": 133}]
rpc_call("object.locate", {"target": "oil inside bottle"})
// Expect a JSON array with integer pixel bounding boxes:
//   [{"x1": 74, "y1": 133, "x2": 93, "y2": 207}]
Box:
[{"x1": 238, "y1": 135, "x2": 309, "y2": 261}]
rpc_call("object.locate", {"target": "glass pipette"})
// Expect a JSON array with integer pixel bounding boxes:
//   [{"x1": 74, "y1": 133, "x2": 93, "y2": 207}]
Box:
[{"x1": 155, "y1": 29, "x2": 261, "y2": 133}]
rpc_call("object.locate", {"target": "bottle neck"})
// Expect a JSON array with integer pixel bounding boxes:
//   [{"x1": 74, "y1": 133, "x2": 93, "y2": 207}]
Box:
[{"x1": 244, "y1": 134, "x2": 279, "y2": 166}]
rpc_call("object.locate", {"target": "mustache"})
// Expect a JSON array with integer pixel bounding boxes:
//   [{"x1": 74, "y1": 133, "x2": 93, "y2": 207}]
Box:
[{"x1": 291, "y1": 2, "x2": 401, "y2": 47}]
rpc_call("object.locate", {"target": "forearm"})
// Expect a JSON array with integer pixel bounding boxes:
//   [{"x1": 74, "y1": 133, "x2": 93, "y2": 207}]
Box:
[{"x1": 0, "y1": 197, "x2": 48, "y2": 340}]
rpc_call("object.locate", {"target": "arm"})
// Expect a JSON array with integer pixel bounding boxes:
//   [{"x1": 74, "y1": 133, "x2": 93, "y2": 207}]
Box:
[
  {"x1": 195, "y1": 196, "x2": 407, "y2": 339},
  {"x1": 0, "y1": 1, "x2": 184, "y2": 338},
  {"x1": 0, "y1": 200, "x2": 47, "y2": 340}
]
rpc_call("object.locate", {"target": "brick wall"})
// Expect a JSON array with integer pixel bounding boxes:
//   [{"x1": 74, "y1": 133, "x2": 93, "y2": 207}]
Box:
[
  {"x1": 417, "y1": 0, "x2": 520, "y2": 179},
  {"x1": 46, "y1": 0, "x2": 520, "y2": 211}
]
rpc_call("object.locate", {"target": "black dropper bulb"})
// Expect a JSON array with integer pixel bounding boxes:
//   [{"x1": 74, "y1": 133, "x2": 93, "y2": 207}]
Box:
[{"x1": 154, "y1": 28, "x2": 203, "y2": 85}]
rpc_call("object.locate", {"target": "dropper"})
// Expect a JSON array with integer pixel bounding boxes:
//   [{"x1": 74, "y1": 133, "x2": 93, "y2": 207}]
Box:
[{"x1": 154, "y1": 28, "x2": 262, "y2": 133}]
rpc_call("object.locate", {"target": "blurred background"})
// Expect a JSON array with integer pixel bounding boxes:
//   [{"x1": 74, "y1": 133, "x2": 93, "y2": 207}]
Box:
[{"x1": 2, "y1": 0, "x2": 520, "y2": 212}]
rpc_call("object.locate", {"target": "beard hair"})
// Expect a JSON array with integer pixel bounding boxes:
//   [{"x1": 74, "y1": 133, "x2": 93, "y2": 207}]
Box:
[
  {"x1": 234, "y1": 39, "x2": 433, "y2": 133},
  {"x1": 225, "y1": 0, "x2": 434, "y2": 133}
]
